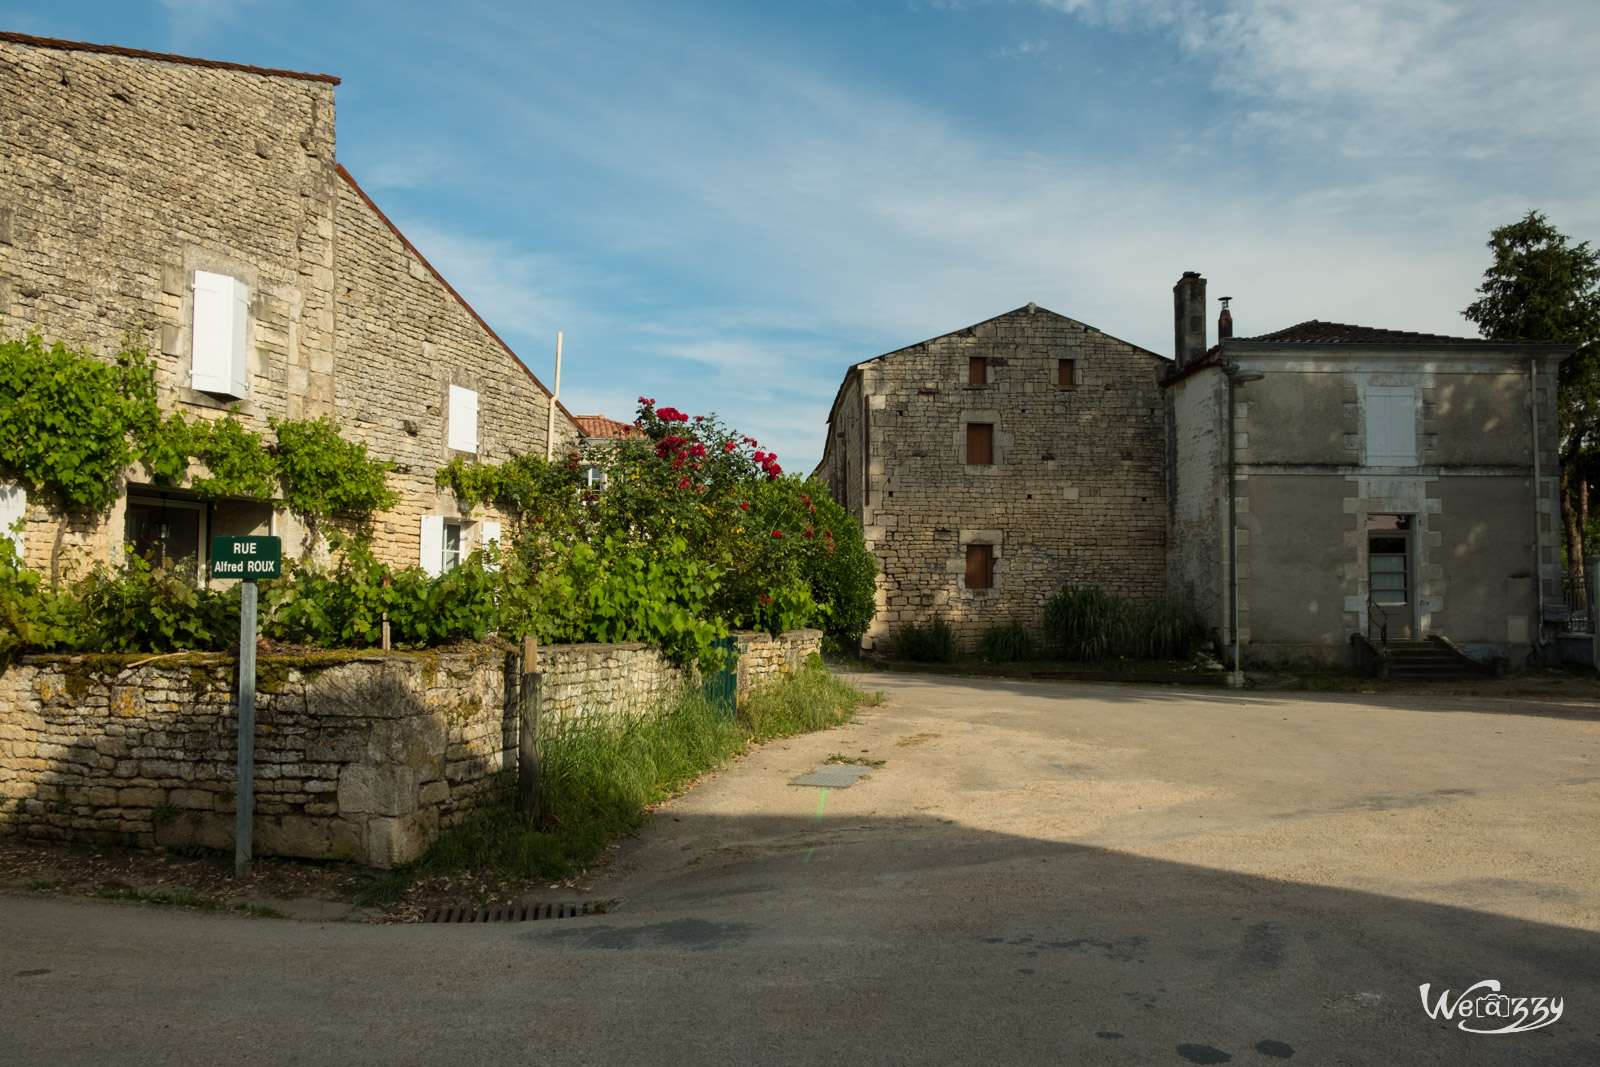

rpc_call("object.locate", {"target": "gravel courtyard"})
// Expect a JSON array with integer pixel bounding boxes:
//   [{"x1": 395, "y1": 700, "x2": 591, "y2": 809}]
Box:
[{"x1": 5, "y1": 672, "x2": 1599, "y2": 1065}]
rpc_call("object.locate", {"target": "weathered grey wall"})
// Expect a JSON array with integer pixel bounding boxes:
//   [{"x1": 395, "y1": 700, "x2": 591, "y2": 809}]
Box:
[
  {"x1": 1184, "y1": 348, "x2": 1566, "y2": 666},
  {"x1": 818, "y1": 305, "x2": 1169, "y2": 651},
  {"x1": 1164, "y1": 369, "x2": 1226, "y2": 639},
  {"x1": 0, "y1": 631, "x2": 824, "y2": 867}
]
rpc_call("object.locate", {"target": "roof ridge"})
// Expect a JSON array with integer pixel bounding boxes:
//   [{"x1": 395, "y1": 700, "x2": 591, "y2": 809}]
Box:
[
  {"x1": 336, "y1": 165, "x2": 578, "y2": 426},
  {"x1": 0, "y1": 31, "x2": 340, "y2": 84}
]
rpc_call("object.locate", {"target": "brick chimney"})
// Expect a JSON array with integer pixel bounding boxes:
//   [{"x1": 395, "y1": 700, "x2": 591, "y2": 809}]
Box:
[
  {"x1": 1218, "y1": 296, "x2": 1233, "y2": 341},
  {"x1": 1173, "y1": 271, "x2": 1206, "y2": 369}
]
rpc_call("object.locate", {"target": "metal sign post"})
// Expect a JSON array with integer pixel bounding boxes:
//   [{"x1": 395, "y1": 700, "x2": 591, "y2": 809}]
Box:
[{"x1": 211, "y1": 536, "x2": 281, "y2": 880}]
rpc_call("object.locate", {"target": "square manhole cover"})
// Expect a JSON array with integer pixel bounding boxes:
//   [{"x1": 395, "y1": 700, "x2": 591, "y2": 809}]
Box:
[{"x1": 790, "y1": 764, "x2": 875, "y2": 788}]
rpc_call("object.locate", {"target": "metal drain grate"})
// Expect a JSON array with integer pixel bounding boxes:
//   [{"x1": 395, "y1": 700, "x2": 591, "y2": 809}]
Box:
[
  {"x1": 423, "y1": 902, "x2": 591, "y2": 923},
  {"x1": 790, "y1": 764, "x2": 875, "y2": 788}
]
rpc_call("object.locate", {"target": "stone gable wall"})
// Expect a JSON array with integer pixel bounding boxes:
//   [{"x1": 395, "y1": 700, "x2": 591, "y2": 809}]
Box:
[
  {"x1": 0, "y1": 630, "x2": 822, "y2": 867},
  {"x1": 0, "y1": 39, "x2": 340, "y2": 577},
  {"x1": 820, "y1": 306, "x2": 1169, "y2": 650},
  {"x1": 331, "y1": 177, "x2": 578, "y2": 570},
  {"x1": 0, "y1": 37, "x2": 579, "y2": 578}
]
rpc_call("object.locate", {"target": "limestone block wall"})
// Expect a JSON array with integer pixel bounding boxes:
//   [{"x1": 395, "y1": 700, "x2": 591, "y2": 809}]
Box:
[
  {"x1": 0, "y1": 631, "x2": 822, "y2": 867},
  {"x1": 332, "y1": 173, "x2": 579, "y2": 572},
  {"x1": 0, "y1": 36, "x2": 340, "y2": 578},
  {"x1": 0, "y1": 34, "x2": 580, "y2": 579},
  {"x1": 819, "y1": 304, "x2": 1169, "y2": 651}
]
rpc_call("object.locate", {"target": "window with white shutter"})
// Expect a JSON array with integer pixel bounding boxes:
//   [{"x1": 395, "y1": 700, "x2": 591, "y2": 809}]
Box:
[
  {"x1": 0, "y1": 484, "x2": 26, "y2": 561},
  {"x1": 1365, "y1": 387, "x2": 1417, "y2": 466},
  {"x1": 448, "y1": 386, "x2": 479, "y2": 453},
  {"x1": 191, "y1": 270, "x2": 250, "y2": 397},
  {"x1": 420, "y1": 515, "x2": 445, "y2": 577}
]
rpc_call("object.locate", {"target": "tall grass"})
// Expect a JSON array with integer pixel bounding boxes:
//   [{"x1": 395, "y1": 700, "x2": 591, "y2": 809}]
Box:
[
  {"x1": 892, "y1": 618, "x2": 956, "y2": 662},
  {"x1": 410, "y1": 662, "x2": 872, "y2": 884},
  {"x1": 978, "y1": 619, "x2": 1033, "y2": 663},
  {"x1": 1042, "y1": 584, "x2": 1204, "y2": 662}
]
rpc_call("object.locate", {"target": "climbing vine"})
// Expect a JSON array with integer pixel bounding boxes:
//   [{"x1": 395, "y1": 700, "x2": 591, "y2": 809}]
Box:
[
  {"x1": 271, "y1": 416, "x2": 399, "y2": 521},
  {"x1": 0, "y1": 333, "x2": 398, "y2": 526}
]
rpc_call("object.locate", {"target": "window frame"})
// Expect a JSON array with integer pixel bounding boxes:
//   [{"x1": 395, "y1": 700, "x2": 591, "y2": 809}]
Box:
[
  {"x1": 1058, "y1": 358, "x2": 1076, "y2": 390},
  {"x1": 965, "y1": 543, "x2": 995, "y2": 590},
  {"x1": 966, "y1": 422, "x2": 995, "y2": 466}
]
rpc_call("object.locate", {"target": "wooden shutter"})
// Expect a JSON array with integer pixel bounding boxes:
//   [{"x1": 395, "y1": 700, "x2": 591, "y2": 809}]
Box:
[
  {"x1": 965, "y1": 544, "x2": 993, "y2": 590},
  {"x1": 1365, "y1": 387, "x2": 1416, "y2": 466},
  {"x1": 1058, "y1": 359, "x2": 1075, "y2": 389},
  {"x1": 192, "y1": 270, "x2": 249, "y2": 397},
  {"x1": 966, "y1": 423, "x2": 994, "y2": 465},
  {"x1": 969, "y1": 357, "x2": 986, "y2": 385},
  {"x1": 0, "y1": 484, "x2": 25, "y2": 560},
  {"x1": 420, "y1": 515, "x2": 444, "y2": 576},
  {"x1": 448, "y1": 386, "x2": 479, "y2": 453},
  {"x1": 480, "y1": 520, "x2": 501, "y2": 549}
]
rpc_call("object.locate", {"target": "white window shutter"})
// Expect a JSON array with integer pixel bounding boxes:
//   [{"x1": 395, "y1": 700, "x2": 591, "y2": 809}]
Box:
[
  {"x1": 228, "y1": 276, "x2": 250, "y2": 397},
  {"x1": 192, "y1": 271, "x2": 248, "y2": 398},
  {"x1": 420, "y1": 515, "x2": 444, "y2": 577},
  {"x1": 448, "y1": 386, "x2": 479, "y2": 453},
  {"x1": 0, "y1": 484, "x2": 26, "y2": 561},
  {"x1": 479, "y1": 520, "x2": 502, "y2": 572},
  {"x1": 1366, "y1": 387, "x2": 1417, "y2": 466}
]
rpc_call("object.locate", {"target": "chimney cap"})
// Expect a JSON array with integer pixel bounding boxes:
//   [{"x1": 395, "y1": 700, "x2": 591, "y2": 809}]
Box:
[
  {"x1": 1219, "y1": 296, "x2": 1232, "y2": 305},
  {"x1": 1181, "y1": 271, "x2": 1202, "y2": 280}
]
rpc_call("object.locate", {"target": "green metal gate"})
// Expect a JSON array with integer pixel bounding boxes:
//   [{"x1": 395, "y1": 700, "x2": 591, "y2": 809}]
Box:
[{"x1": 703, "y1": 635, "x2": 737, "y2": 720}]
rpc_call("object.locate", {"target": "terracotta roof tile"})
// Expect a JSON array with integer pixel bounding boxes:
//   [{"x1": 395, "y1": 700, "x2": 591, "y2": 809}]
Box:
[
  {"x1": 0, "y1": 31, "x2": 339, "y2": 84},
  {"x1": 1236, "y1": 320, "x2": 1512, "y2": 345},
  {"x1": 574, "y1": 415, "x2": 643, "y2": 440}
]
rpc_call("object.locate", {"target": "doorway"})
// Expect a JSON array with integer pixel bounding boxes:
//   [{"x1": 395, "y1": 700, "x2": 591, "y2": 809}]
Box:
[{"x1": 1367, "y1": 513, "x2": 1413, "y2": 639}]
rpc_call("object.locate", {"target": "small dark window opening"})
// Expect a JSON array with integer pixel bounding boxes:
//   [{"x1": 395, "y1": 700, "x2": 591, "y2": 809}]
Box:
[
  {"x1": 1058, "y1": 359, "x2": 1076, "y2": 389},
  {"x1": 966, "y1": 423, "x2": 994, "y2": 465},
  {"x1": 969, "y1": 357, "x2": 987, "y2": 386},
  {"x1": 965, "y1": 544, "x2": 994, "y2": 590}
]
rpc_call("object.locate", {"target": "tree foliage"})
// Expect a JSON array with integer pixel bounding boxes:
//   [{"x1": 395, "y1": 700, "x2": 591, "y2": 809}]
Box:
[
  {"x1": 1464, "y1": 212, "x2": 1600, "y2": 568},
  {"x1": 1464, "y1": 210, "x2": 1600, "y2": 456}
]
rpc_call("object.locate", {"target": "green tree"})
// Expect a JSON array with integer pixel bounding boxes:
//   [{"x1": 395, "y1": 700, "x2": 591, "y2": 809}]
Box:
[{"x1": 1463, "y1": 211, "x2": 1600, "y2": 598}]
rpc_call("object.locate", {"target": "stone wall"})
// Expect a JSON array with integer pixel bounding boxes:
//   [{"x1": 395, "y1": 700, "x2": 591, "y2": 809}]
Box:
[
  {"x1": 818, "y1": 303, "x2": 1169, "y2": 651},
  {"x1": 0, "y1": 34, "x2": 578, "y2": 578},
  {"x1": 0, "y1": 631, "x2": 822, "y2": 867}
]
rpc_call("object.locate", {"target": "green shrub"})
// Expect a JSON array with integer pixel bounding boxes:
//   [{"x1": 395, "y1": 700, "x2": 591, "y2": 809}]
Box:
[
  {"x1": 0, "y1": 535, "x2": 81, "y2": 661},
  {"x1": 892, "y1": 618, "x2": 956, "y2": 662},
  {"x1": 978, "y1": 619, "x2": 1032, "y2": 663},
  {"x1": 77, "y1": 551, "x2": 240, "y2": 654},
  {"x1": 1042, "y1": 584, "x2": 1203, "y2": 662}
]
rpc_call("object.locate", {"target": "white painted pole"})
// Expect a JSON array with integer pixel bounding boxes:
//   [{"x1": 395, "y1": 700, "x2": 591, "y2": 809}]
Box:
[
  {"x1": 545, "y1": 331, "x2": 563, "y2": 460},
  {"x1": 235, "y1": 579, "x2": 257, "y2": 880}
]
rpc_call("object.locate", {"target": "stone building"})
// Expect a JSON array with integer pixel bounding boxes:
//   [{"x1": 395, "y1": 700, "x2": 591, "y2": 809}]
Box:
[
  {"x1": 0, "y1": 32, "x2": 579, "y2": 580},
  {"x1": 1165, "y1": 273, "x2": 1573, "y2": 667},
  {"x1": 814, "y1": 303, "x2": 1169, "y2": 650}
]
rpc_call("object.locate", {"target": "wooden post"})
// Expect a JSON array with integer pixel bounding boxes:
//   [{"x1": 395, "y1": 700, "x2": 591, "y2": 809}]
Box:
[{"x1": 517, "y1": 635, "x2": 541, "y2": 822}]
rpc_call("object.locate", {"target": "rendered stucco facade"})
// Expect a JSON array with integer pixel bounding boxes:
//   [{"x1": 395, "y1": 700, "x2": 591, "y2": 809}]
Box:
[{"x1": 1168, "y1": 331, "x2": 1570, "y2": 668}]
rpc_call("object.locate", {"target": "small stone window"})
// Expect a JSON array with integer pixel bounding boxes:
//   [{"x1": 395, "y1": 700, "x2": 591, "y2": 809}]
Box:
[
  {"x1": 1058, "y1": 359, "x2": 1076, "y2": 389},
  {"x1": 966, "y1": 423, "x2": 994, "y2": 465},
  {"x1": 965, "y1": 544, "x2": 994, "y2": 590},
  {"x1": 969, "y1": 356, "x2": 987, "y2": 386}
]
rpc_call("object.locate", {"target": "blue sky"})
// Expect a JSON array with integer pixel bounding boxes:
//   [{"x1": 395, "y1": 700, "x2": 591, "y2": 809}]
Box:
[{"x1": 8, "y1": 1, "x2": 1599, "y2": 471}]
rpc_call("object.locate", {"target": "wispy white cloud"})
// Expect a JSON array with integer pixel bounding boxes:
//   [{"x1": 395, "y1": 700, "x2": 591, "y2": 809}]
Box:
[
  {"x1": 986, "y1": 37, "x2": 1050, "y2": 58},
  {"x1": 1037, "y1": 0, "x2": 1600, "y2": 161}
]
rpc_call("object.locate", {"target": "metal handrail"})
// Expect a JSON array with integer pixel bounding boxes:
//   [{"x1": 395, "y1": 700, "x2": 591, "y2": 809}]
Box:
[{"x1": 1366, "y1": 596, "x2": 1388, "y2": 647}]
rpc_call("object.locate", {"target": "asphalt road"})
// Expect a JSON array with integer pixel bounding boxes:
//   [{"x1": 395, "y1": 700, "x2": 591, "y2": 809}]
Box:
[{"x1": 5, "y1": 673, "x2": 1600, "y2": 1065}]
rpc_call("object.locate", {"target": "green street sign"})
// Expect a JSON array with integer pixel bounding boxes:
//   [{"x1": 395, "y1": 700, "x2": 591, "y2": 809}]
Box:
[{"x1": 210, "y1": 535, "x2": 281, "y2": 579}]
